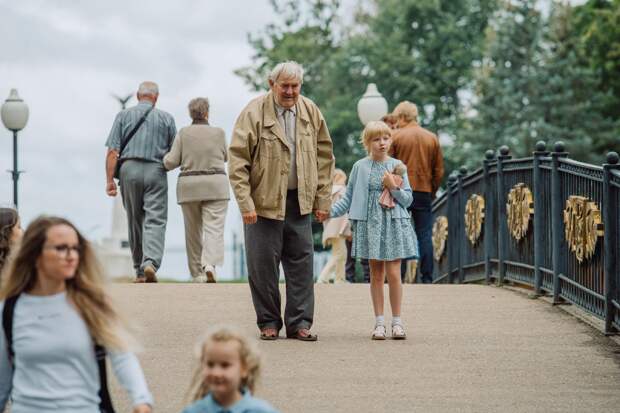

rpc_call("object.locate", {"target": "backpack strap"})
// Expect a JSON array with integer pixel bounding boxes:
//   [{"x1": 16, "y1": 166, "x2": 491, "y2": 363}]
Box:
[
  {"x1": 2, "y1": 295, "x2": 20, "y2": 367},
  {"x1": 2, "y1": 294, "x2": 115, "y2": 413},
  {"x1": 95, "y1": 344, "x2": 115, "y2": 413}
]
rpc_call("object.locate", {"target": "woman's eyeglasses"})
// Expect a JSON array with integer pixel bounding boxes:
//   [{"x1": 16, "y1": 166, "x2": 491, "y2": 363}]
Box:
[{"x1": 44, "y1": 244, "x2": 81, "y2": 257}]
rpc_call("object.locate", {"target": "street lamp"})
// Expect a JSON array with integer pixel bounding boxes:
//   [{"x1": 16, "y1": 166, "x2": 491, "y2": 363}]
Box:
[
  {"x1": 1, "y1": 89, "x2": 29, "y2": 208},
  {"x1": 357, "y1": 83, "x2": 388, "y2": 125}
]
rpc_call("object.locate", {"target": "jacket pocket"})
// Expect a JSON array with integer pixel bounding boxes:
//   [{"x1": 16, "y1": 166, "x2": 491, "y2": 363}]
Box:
[
  {"x1": 258, "y1": 134, "x2": 281, "y2": 159},
  {"x1": 250, "y1": 162, "x2": 280, "y2": 210}
]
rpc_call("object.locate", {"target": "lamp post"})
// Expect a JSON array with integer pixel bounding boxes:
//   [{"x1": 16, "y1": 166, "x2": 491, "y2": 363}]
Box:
[
  {"x1": 1, "y1": 89, "x2": 29, "y2": 209},
  {"x1": 357, "y1": 83, "x2": 388, "y2": 125}
]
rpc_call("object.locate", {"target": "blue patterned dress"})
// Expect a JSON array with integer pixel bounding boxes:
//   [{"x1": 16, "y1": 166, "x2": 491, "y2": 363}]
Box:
[{"x1": 351, "y1": 160, "x2": 419, "y2": 260}]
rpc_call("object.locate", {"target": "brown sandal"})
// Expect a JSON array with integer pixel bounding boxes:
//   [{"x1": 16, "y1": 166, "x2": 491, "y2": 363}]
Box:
[
  {"x1": 287, "y1": 329, "x2": 318, "y2": 341},
  {"x1": 259, "y1": 328, "x2": 278, "y2": 341}
]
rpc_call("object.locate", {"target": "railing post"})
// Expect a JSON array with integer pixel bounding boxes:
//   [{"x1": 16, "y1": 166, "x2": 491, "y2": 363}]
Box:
[
  {"x1": 447, "y1": 173, "x2": 458, "y2": 283},
  {"x1": 496, "y1": 145, "x2": 511, "y2": 285},
  {"x1": 483, "y1": 150, "x2": 496, "y2": 284},
  {"x1": 551, "y1": 141, "x2": 568, "y2": 304},
  {"x1": 457, "y1": 166, "x2": 468, "y2": 284},
  {"x1": 533, "y1": 141, "x2": 549, "y2": 295},
  {"x1": 603, "y1": 151, "x2": 619, "y2": 334}
]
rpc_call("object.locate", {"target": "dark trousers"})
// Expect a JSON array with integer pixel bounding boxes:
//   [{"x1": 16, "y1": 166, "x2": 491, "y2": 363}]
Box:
[
  {"x1": 401, "y1": 191, "x2": 434, "y2": 283},
  {"x1": 244, "y1": 190, "x2": 314, "y2": 336},
  {"x1": 345, "y1": 239, "x2": 370, "y2": 283}
]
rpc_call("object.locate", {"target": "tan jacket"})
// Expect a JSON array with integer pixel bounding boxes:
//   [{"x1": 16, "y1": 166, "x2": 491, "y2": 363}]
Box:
[
  {"x1": 163, "y1": 123, "x2": 230, "y2": 203},
  {"x1": 389, "y1": 122, "x2": 444, "y2": 195},
  {"x1": 228, "y1": 92, "x2": 334, "y2": 220}
]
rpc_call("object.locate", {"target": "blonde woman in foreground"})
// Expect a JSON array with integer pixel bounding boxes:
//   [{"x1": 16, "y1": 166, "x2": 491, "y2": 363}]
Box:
[
  {"x1": 0, "y1": 216, "x2": 152, "y2": 412},
  {"x1": 183, "y1": 326, "x2": 279, "y2": 413}
]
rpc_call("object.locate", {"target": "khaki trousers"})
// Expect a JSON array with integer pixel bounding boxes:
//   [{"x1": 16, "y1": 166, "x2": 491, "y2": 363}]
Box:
[
  {"x1": 317, "y1": 236, "x2": 347, "y2": 283},
  {"x1": 180, "y1": 200, "x2": 228, "y2": 278}
]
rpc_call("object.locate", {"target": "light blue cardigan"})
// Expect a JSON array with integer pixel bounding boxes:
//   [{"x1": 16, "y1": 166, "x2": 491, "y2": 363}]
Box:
[{"x1": 331, "y1": 157, "x2": 413, "y2": 220}]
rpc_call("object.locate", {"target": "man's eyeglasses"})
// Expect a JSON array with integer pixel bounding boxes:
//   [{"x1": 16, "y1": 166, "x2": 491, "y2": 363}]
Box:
[{"x1": 44, "y1": 244, "x2": 82, "y2": 257}]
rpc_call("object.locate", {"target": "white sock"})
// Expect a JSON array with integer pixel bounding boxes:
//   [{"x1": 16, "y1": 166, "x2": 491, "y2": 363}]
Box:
[
  {"x1": 392, "y1": 316, "x2": 402, "y2": 326},
  {"x1": 375, "y1": 315, "x2": 385, "y2": 326}
]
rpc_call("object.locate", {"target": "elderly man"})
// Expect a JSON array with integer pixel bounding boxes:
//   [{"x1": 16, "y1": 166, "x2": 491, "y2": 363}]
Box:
[
  {"x1": 229, "y1": 61, "x2": 334, "y2": 341},
  {"x1": 105, "y1": 81, "x2": 176, "y2": 283},
  {"x1": 390, "y1": 101, "x2": 444, "y2": 284}
]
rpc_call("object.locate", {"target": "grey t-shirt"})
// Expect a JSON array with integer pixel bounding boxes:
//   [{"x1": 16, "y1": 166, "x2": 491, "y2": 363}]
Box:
[{"x1": 0, "y1": 292, "x2": 152, "y2": 412}]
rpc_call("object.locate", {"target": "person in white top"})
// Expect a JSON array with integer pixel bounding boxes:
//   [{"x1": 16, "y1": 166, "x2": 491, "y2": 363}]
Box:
[
  {"x1": 0, "y1": 216, "x2": 153, "y2": 413},
  {"x1": 317, "y1": 169, "x2": 350, "y2": 284}
]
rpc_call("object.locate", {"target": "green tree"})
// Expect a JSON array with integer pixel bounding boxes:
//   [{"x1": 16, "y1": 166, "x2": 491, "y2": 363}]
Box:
[{"x1": 462, "y1": 0, "x2": 545, "y2": 160}]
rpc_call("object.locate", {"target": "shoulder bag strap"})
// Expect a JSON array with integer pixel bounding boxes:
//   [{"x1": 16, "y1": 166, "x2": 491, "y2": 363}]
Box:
[
  {"x1": 118, "y1": 106, "x2": 154, "y2": 158},
  {"x1": 95, "y1": 344, "x2": 115, "y2": 413},
  {"x1": 2, "y1": 294, "x2": 20, "y2": 367}
]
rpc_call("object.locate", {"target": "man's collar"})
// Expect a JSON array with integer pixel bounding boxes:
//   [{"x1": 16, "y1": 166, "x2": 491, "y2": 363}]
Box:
[
  {"x1": 274, "y1": 99, "x2": 297, "y2": 116},
  {"x1": 192, "y1": 119, "x2": 209, "y2": 125}
]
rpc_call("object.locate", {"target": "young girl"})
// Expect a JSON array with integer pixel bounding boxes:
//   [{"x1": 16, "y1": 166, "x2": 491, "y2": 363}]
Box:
[
  {"x1": 0, "y1": 207, "x2": 23, "y2": 274},
  {"x1": 317, "y1": 169, "x2": 350, "y2": 284},
  {"x1": 330, "y1": 121, "x2": 418, "y2": 340},
  {"x1": 183, "y1": 327, "x2": 279, "y2": 413},
  {"x1": 0, "y1": 216, "x2": 152, "y2": 412}
]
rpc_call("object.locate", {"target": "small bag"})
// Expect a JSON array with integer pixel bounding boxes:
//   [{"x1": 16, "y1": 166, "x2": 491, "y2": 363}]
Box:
[
  {"x1": 113, "y1": 106, "x2": 153, "y2": 181},
  {"x1": 379, "y1": 174, "x2": 404, "y2": 208}
]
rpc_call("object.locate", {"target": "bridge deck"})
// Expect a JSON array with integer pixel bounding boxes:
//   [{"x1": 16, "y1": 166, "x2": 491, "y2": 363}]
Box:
[{"x1": 109, "y1": 284, "x2": 620, "y2": 412}]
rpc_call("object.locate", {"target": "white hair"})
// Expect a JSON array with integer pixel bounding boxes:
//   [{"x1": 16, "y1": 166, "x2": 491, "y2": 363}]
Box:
[
  {"x1": 268, "y1": 61, "x2": 304, "y2": 84},
  {"x1": 137, "y1": 81, "x2": 159, "y2": 97}
]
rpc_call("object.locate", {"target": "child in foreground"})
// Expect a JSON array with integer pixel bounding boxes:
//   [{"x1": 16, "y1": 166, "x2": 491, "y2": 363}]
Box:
[
  {"x1": 182, "y1": 327, "x2": 279, "y2": 413},
  {"x1": 329, "y1": 121, "x2": 418, "y2": 340}
]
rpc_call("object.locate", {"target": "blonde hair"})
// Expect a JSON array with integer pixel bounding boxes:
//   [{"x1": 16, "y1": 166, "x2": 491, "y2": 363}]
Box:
[
  {"x1": 333, "y1": 168, "x2": 347, "y2": 185},
  {"x1": 187, "y1": 326, "x2": 261, "y2": 402},
  {"x1": 360, "y1": 121, "x2": 392, "y2": 153},
  {"x1": 393, "y1": 101, "x2": 418, "y2": 123},
  {"x1": 0, "y1": 216, "x2": 131, "y2": 351}
]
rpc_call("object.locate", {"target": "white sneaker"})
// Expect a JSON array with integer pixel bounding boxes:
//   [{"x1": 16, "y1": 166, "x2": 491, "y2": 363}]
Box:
[
  {"x1": 371, "y1": 324, "x2": 387, "y2": 340},
  {"x1": 392, "y1": 323, "x2": 407, "y2": 340},
  {"x1": 193, "y1": 275, "x2": 208, "y2": 283}
]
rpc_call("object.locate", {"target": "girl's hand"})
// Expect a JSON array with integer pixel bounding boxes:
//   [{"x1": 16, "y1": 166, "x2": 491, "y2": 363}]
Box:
[
  {"x1": 382, "y1": 172, "x2": 397, "y2": 190},
  {"x1": 133, "y1": 404, "x2": 152, "y2": 413}
]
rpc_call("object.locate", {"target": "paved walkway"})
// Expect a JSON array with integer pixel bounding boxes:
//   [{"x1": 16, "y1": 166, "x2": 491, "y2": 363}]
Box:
[{"x1": 108, "y1": 284, "x2": 620, "y2": 412}]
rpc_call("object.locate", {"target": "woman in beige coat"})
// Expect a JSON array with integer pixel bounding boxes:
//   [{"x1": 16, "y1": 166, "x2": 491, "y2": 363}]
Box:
[{"x1": 164, "y1": 98, "x2": 229, "y2": 283}]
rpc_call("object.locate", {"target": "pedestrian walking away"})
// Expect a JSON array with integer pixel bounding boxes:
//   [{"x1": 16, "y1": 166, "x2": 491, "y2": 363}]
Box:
[
  {"x1": 228, "y1": 61, "x2": 334, "y2": 342},
  {"x1": 104, "y1": 81, "x2": 177, "y2": 283},
  {"x1": 390, "y1": 101, "x2": 444, "y2": 284},
  {"x1": 0, "y1": 216, "x2": 152, "y2": 413},
  {"x1": 164, "y1": 97, "x2": 229, "y2": 284},
  {"x1": 329, "y1": 121, "x2": 418, "y2": 340}
]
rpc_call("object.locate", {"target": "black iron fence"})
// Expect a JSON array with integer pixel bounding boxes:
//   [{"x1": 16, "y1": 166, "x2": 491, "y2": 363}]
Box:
[{"x1": 431, "y1": 141, "x2": 620, "y2": 335}]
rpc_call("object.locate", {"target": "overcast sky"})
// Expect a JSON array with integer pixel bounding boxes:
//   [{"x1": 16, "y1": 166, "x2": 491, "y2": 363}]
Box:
[
  {"x1": 0, "y1": 0, "x2": 303, "y2": 276},
  {"x1": 0, "y1": 0, "x2": 586, "y2": 278}
]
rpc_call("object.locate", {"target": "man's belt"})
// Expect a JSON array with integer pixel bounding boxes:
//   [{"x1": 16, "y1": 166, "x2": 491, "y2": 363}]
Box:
[{"x1": 179, "y1": 169, "x2": 226, "y2": 177}]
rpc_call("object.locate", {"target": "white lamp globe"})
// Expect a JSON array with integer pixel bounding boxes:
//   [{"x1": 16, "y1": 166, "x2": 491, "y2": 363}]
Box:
[
  {"x1": 357, "y1": 83, "x2": 388, "y2": 126},
  {"x1": 1, "y1": 89, "x2": 29, "y2": 132}
]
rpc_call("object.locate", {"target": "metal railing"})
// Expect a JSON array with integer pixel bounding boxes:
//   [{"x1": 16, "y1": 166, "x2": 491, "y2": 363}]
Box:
[{"x1": 431, "y1": 141, "x2": 620, "y2": 334}]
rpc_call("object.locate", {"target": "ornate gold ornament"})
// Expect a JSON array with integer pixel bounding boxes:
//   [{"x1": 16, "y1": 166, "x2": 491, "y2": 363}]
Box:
[
  {"x1": 506, "y1": 183, "x2": 534, "y2": 241},
  {"x1": 563, "y1": 196, "x2": 604, "y2": 263},
  {"x1": 432, "y1": 216, "x2": 448, "y2": 261},
  {"x1": 464, "y1": 194, "x2": 485, "y2": 245}
]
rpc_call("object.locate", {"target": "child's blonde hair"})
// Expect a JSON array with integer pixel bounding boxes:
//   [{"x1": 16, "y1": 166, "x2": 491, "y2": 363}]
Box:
[
  {"x1": 187, "y1": 326, "x2": 261, "y2": 402},
  {"x1": 360, "y1": 121, "x2": 392, "y2": 153},
  {"x1": 333, "y1": 168, "x2": 347, "y2": 185}
]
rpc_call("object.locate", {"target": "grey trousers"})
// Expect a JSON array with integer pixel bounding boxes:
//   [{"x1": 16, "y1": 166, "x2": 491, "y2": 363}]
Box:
[
  {"x1": 120, "y1": 160, "x2": 168, "y2": 275},
  {"x1": 244, "y1": 190, "x2": 314, "y2": 335}
]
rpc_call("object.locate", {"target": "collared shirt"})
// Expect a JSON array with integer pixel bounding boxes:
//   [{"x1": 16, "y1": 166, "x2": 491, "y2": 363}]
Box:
[
  {"x1": 105, "y1": 101, "x2": 177, "y2": 164},
  {"x1": 274, "y1": 100, "x2": 298, "y2": 189},
  {"x1": 181, "y1": 389, "x2": 279, "y2": 413}
]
